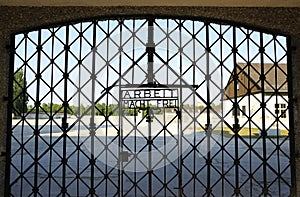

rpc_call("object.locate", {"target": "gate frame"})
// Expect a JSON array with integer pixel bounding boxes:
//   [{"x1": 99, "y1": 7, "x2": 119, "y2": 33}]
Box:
[{"x1": 4, "y1": 15, "x2": 296, "y2": 196}]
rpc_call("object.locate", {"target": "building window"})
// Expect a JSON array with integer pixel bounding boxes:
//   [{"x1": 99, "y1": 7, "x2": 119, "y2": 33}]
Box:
[
  {"x1": 242, "y1": 105, "x2": 246, "y2": 117},
  {"x1": 275, "y1": 103, "x2": 287, "y2": 118},
  {"x1": 232, "y1": 107, "x2": 240, "y2": 117}
]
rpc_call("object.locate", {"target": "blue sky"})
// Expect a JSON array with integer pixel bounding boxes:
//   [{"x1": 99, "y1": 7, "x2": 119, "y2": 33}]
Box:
[{"x1": 13, "y1": 19, "x2": 287, "y2": 106}]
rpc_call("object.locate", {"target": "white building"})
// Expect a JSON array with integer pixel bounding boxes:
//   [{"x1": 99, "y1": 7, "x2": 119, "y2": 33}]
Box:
[{"x1": 223, "y1": 63, "x2": 289, "y2": 134}]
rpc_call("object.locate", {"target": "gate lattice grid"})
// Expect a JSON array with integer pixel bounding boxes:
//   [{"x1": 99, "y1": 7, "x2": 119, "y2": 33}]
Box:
[{"x1": 7, "y1": 17, "x2": 293, "y2": 196}]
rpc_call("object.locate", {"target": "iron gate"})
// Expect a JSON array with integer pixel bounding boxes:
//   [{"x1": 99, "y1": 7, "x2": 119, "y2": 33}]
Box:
[{"x1": 7, "y1": 17, "x2": 293, "y2": 196}]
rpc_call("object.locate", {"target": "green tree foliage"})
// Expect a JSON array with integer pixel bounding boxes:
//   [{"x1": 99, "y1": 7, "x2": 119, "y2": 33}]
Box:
[
  {"x1": 13, "y1": 69, "x2": 28, "y2": 115},
  {"x1": 27, "y1": 102, "x2": 167, "y2": 117},
  {"x1": 95, "y1": 103, "x2": 119, "y2": 116},
  {"x1": 95, "y1": 103, "x2": 106, "y2": 116},
  {"x1": 29, "y1": 103, "x2": 64, "y2": 114},
  {"x1": 41, "y1": 103, "x2": 64, "y2": 113}
]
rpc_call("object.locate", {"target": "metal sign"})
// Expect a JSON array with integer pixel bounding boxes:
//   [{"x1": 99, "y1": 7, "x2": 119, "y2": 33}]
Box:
[{"x1": 121, "y1": 88, "x2": 178, "y2": 109}]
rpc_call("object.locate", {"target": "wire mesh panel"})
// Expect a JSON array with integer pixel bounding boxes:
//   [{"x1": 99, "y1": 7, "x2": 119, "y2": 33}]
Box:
[{"x1": 8, "y1": 17, "x2": 292, "y2": 196}]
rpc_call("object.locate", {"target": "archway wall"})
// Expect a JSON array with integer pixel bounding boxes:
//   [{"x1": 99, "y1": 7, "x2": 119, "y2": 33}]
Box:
[{"x1": 0, "y1": 6, "x2": 300, "y2": 196}]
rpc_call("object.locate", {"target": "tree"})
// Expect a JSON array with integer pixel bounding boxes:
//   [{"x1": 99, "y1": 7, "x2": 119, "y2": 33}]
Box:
[
  {"x1": 95, "y1": 103, "x2": 106, "y2": 116},
  {"x1": 13, "y1": 69, "x2": 28, "y2": 116}
]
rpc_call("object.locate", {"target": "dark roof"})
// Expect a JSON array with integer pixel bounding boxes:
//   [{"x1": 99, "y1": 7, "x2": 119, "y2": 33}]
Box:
[
  {"x1": 223, "y1": 63, "x2": 288, "y2": 100},
  {"x1": 236, "y1": 62, "x2": 288, "y2": 92}
]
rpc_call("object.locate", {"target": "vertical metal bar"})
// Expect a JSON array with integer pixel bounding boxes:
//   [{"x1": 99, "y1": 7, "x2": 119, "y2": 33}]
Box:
[
  {"x1": 21, "y1": 33, "x2": 28, "y2": 197},
  {"x1": 33, "y1": 29, "x2": 42, "y2": 197},
  {"x1": 102, "y1": 19, "x2": 116, "y2": 196},
  {"x1": 220, "y1": 25, "x2": 225, "y2": 197},
  {"x1": 132, "y1": 19, "x2": 137, "y2": 197},
  {"x1": 164, "y1": 19, "x2": 169, "y2": 197},
  {"x1": 132, "y1": 20, "x2": 135, "y2": 86},
  {"x1": 146, "y1": 18, "x2": 154, "y2": 197},
  {"x1": 232, "y1": 26, "x2": 239, "y2": 196},
  {"x1": 166, "y1": 20, "x2": 169, "y2": 86},
  {"x1": 118, "y1": 19, "x2": 123, "y2": 197},
  {"x1": 89, "y1": 20, "x2": 97, "y2": 197},
  {"x1": 273, "y1": 36, "x2": 281, "y2": 195},
  {"x1": 192, "y1": 20, "x2": 196, "y2": 197},
  {"x1": 105, "y1": 20, "x2": 109, "y2": 197},
  {"x1": 163, "y1": 107, "x2": 166, "y2": 197},
  {"x1": 260, "y1": 32, "x2": 267, "y2": 196},
  {"x1": 147, "y1": 18, "x2": 155, "y2": 85},
  {"x1": 62, "y1": 25, "x2": 69, "y2": 197},
  {"x1": 247, "y1": 30, "x2": 253, "y2": 197},
  {"x1": 77, "y1": 22, "x2": 83, "y2": 197},
  {"x1": 287, "y1": 36, "x2": 296, "y2": 196},
  {"x1": 48, "y1": 27, "x2": 55, "y2": 197},
  {"x1": 205, "y1": 22, "x2": 211, "y2": 196},
  {"x1": 114, "y1": 19, "x2": 122, "y2": 197},
  {"x1": 178, "y1": 19, "x2": 183, "y2": 197},
  {"x1": 134, "y1": 113, "x2": 137, "y2": 197},
  {"x1": 148, "y1": 107, "x2": 152, "y2": 197},
  {"x1": 5, "y1": 34, "x2": 15, "y2": 197}
]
